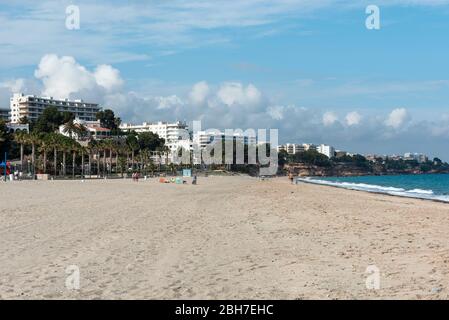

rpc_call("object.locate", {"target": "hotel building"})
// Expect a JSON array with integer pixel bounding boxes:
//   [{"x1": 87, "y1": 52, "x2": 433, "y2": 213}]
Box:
[
  {"x1": 10, "y1": 93, "x2": 101, "y2": 123},
  {"x1": 316, "y1": 144, "x2": 335, "y2": 158},
  {"x1": 119, "y1": 121, "x2": 190, "y2": 143},
  {"x1": 277, "y1": 144, "x2": 305, "y2": 155},
  {"x1": 404, "y1": 152, "x2": 428, "y2": 163},
  {"x1": 193, "y1": 130, "x2": 257, "y2": 149}
]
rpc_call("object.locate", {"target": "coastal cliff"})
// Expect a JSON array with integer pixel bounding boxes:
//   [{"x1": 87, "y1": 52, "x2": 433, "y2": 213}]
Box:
[{"x1": 284, "y1": 163, "x2": 449, "y2": 177}]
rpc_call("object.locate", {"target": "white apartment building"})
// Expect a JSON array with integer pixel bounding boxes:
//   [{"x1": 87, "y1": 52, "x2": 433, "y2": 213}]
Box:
[
  {"x1": 10, "y1": 93, "x2": 100, "y2": 123},
  {"x1": 277, "y1": 144, "x2": 305, "y2": 155},
  {"x1": 119, "y1": 121, "x2": 189, "y2": 143},
  {"x1": 191, "y1": 130, "x2": 257, "y2": 165},
  {"x1": 404, "y1": 152, "x2": 428, "y2": 163},
  {"x1": 193, "y1": 130, "x2": 257, "y2": 149},
  {"x1": 317, "y1": 144, "x2": 335, "y2": 158},
  {"x1": 302, "y1": 143, "x2": 317, "y2": 151}
]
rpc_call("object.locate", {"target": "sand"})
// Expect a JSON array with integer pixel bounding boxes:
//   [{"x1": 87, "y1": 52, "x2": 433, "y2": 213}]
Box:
[{"x1": 1, "y1": 175, "x2": 449, "y2": 300}]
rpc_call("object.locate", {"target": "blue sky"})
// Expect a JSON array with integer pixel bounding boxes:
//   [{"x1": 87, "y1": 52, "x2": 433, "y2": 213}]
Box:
[{"x1": 2, "y1": 1, "x2": 449, "y2": 159}]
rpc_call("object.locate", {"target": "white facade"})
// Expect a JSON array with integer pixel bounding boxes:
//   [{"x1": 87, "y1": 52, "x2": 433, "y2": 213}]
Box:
[
  {"x1": 10, "y1": 93, "x2": 100, "y2": 123},
  {"x1": 6, "y1": 123, "x2": 29, "y2": 133},
  {"x1": 119, "y1": 121, "x2": 189, "y2": 143},
  {"x1": 302, "y1": 143, "x2": 317, "y2": 151},
  {"x1": 316, "y1": 144, "x2": 335, "y2": 158},
  {"x1": 193, "y1": 130, "x2": 257, "y2": 149},
  {"x1": 277, "y1": 143, "x2": 305, "y2": 155},
  {"x1": 404, "y1": 152, "x2": 428, "y2": 163}
]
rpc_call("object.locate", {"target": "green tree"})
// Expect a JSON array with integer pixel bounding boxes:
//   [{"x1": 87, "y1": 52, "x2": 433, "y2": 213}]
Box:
[
  {"x1": 38, "y1": 133, "x2": 53, "y2": 174},
  {"x1": 27, "y1": 132, "x2": 41, "y2": 177},
  {"x1": 96, "y1": 109, "x2": 121, "y2": 134},
  {"x1": 33, "y1": 107, "x2": 64, "y2": 133},
  {"x1": 138, "y1": 131, "x2": 165, "y2": 151},
  {"x1": 0, "y1": 120, "x2": 10, "y2": 154}
]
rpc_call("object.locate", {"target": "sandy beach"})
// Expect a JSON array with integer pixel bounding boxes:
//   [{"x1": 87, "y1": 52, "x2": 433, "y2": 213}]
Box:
[{"x1": 1, "y1": 175, "x2": 449, "y2": 299}]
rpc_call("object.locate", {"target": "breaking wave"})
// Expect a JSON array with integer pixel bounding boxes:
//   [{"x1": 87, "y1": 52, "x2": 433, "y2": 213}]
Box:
[{"x1": 297, "y1": 177, "x2": 449, "y2": 202}]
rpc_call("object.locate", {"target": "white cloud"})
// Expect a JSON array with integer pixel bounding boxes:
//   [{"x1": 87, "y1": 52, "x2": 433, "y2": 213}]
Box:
[
  {"x1": 6, "y1": 53, "x2": 449, "y2": 159},
  {"x1": 323, "y1": 111, "x2": 338, "y2": 126},
  {"x1": 267, "y1": 105, "x2": 284, "y2": 120},
  {"x1": 0, "y1": 79, "x2": 25, "y2": 93},
  {"x1": 385, "y1": 108, "x2": 409, "y2": 129},
  {"x1": 216, "y1": 82, "x2": 261, "y2": 107},
  {"x1": 34, "y1": 54, "x2": 123, "y2": 99},
  {"x1": 189, "y1": 81, "x2": 210, "y2": 106},
  {"x1": 155, "y1": 95, "x2": 184, "y2": 109},
  {"x1": 94, "y1": 65, "x2": 124, "y2": 92},
  {"x1": 345, "y1": 111, "x2": 361, "y2": 126}
]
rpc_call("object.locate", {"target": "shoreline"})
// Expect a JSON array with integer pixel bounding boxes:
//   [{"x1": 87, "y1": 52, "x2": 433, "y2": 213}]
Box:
[{"x1": 296, "y1": 176, "x2": 449, "y2": 205}]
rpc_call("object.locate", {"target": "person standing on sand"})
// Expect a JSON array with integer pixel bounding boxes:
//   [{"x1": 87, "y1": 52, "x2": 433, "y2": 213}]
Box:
[{"x1": 288, "y1": 173, "x2": 294, "y2": 184}]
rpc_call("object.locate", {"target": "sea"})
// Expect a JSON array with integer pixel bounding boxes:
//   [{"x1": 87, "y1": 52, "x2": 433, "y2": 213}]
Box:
[{"x1": 297, "y1": 173, "x2": 449, "y2": 202}]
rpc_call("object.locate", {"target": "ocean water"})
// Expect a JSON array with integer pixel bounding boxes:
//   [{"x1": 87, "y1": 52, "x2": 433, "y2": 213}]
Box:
[{"x1": 298, "y1": 174, "x2": 449, "y2": 202}]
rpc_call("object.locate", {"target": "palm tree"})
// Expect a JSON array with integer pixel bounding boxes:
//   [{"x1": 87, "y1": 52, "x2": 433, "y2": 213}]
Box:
[
  {"x1": 47, "y1": 133, "x2": 61, "y2": 177},
  {"x1": 28, "y1": 132, "x2": 41, "y2": 178},
  {"x1": 126, "y1": 134, "x2": 139, "y2": 172},
  {"x1": 63, "y1": 119, "x2": 79, "y2": 139},
  {"x1": 149, "y1": 160, "x2": 155, "y2": 177},
  {"x1": 13, "y1": 131, "x2": 28, "y2": 172},
  {"x1": 139, "y1": 149, "x2": 152, "y2": 176},
  {"x1": 38, "y1": 133, "x2": 52, "y2": 174},
  {"x1": 60, "y1": 136, "x2": 73, "y2": 177},
  {"x1": 87, "y1": 140, "x2": 99, "y2": 178},
  {"x1": 97, "y1": 140, "x2": 107, "y2": 177},
  {"x1": 71, "y1": 141, "x2": 81, "y2": 179},
  {"x1": 76, "y1": 124, "x2": 88, "y2": 141},
  {"x1": 103, "y1": 139, "x2": 116, "y2": 176},
  {"x1": 79, "y1": 145, "x2": 87, "y2": 178}
]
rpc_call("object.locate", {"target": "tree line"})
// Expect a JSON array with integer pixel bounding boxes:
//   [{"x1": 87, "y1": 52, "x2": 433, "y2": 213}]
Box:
[{"x1": 0, "y1": 107, "x2": 169, "y2": 178}]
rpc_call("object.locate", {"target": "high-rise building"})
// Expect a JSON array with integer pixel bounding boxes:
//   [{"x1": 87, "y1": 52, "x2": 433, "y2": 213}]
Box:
[
  {"x1": 316, "y1": 144, "x2": 335, "y2": 158},
  {"x1": 10, "y1": 93, "x2": 101, "y2": 123}
]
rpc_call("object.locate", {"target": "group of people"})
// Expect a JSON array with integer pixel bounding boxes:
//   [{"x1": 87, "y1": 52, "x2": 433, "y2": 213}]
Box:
[{"x1": 132, "y1": 172, "x2": 140, "y2": 182}]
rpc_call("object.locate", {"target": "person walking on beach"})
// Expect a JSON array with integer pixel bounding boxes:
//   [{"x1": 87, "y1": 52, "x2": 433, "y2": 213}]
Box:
[{"x1": 288, "y1": 172, "x2": 294, "y2": 184}]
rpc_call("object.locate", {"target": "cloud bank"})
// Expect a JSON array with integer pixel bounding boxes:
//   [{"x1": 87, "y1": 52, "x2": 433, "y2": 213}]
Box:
[{"x1": 3, "y1": 54, "x2": 449, "y2": 159}]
